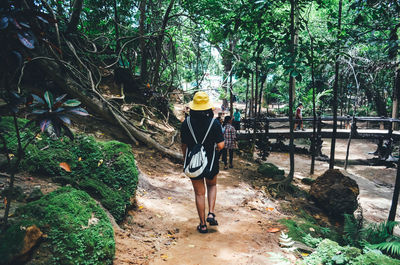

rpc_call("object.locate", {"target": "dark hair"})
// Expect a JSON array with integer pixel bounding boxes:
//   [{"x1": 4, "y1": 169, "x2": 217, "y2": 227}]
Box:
[
  {"x1": 223, "y1": 116, "x2": 232, "y2": 126},
  {"x1": 189, "y1": 109, "x2": 214, "y2": 119},
  {"x1": 298, "y1": 103, "x2": 303, "y2": 107}
]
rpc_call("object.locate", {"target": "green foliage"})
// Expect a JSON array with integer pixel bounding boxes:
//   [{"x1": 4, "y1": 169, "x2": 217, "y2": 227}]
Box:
[
  {"x1": 0, "y1": 220, "x2": 27, "y2": 264},
  {"x1": 0, "y1": 117, "x2": 139, "y2": 222},
  {"x1": 299, "y1": 239, "x2": 400, "y2": 265},
  {"x1": 343, "y1": 214, "x2": 363, "y2": 247},
  {"x1": 370, "y1": 241, "x2": 400, "y2": 257},
  {"x1": 302, "y1": 233, "x2": 323, "y2": 248},
  {"x1": 1, "y1": 187, "x2": 114, "y2": 265},
  {"x1": 257, "y1": 163, "x2": 285, "y2": 179},
  {"x1": 279, "y1": 211, "x2": 341, "y2": 246}
]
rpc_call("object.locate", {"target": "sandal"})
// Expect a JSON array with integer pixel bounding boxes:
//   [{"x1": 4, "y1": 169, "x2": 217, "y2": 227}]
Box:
[
  {"x1": 197, "y1": 223, "x2": 208, "y2": 233},
  {"x1": 206, "y1": 212, "x2": 219, "y2": 226}
]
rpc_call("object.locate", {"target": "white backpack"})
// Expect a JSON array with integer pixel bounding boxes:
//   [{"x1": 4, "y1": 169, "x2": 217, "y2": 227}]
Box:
[{"x1": 184, "y1": 117, "x2": 216, "y2": 178}]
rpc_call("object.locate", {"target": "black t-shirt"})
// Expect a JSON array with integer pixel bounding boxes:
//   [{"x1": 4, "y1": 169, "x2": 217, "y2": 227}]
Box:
[{"x1": 181, "y1": 116, "x2": 224, "y2": 179}]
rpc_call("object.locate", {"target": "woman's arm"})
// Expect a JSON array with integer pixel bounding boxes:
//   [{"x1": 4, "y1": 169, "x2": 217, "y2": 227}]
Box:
[
  {"x1": 217, "y1": 141, "x2": 225, "y2": 151},
  {"x1": 181, "y1": 143, "x2": 187, "y2": 157}
]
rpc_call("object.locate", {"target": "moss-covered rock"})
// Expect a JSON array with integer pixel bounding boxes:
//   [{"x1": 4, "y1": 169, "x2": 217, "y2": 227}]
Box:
[
  {"x1": 0, "y1": 187, "x2": 115, "y2": 265},
  {"x1": 257, "y1": 163, "x2": 285, "y2": 180},
  {"x1": 299, "y1": 239, "x2": 400, "y2": 265},
  {"x1": 0, "y1": 117, "x2": 138, "y2": 222}
]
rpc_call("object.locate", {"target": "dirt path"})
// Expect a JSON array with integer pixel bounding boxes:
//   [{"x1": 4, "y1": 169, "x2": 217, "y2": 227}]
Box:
[
  {"x1": 113, "y1": 138, "x2": 400, "y2": 264},
  {"x1": 113, "y1": 148, "x2": 295, "y2": 265}
]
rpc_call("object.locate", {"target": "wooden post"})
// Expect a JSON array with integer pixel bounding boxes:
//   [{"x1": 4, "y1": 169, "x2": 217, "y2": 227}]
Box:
[{"x1": 316, "y1": 115, "x2": 323, "y2": 157}]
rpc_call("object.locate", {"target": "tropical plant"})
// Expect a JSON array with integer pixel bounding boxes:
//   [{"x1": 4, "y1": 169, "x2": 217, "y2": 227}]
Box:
[
  {"x1": 301, "y1": 89, "x2": 333, "y2": 116},
  {"x1": 0, "y1": 90, "x2": 88, "y2": 228},
  {"x1": 29, "y1": 91, "x2": 89, "y2": 139},
  {"x1": 343, "y1": 214, "x2": 400, "y2": 257}
]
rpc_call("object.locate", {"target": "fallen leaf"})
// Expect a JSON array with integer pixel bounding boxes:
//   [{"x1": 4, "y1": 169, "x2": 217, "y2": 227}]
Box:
[
  {"x1": 188, "y1": 244, "x2": 195, "y2": 248},
  {"x1": 97, "y1": 159, "x2": 103, "y2": 167},
  {"x1": 59, "y1": 162, "x2": 71, "y2": 172},
  {"x1": 160, "y1": 254, "x2": 168, "y2": 260},
  {"x1": 138, "y1": 206, "x2": 144, "y2": 209},
  {"x1": 267, "y1": 227, "x2": 281, "y2": 233},
  {"x1": 301, "y1": 253, "x2": 309, "y2": 257},
  {"x1": 309, "y1": 227, "x2": 315, "y2": 232},
  {"x1": 266, "y1": 207, "x2": 274, "y2": 211},
  {"x1": 78, "y1": 157, "x2": 82, "y2": 161},
  {"x1": 167, "y1": 197, "x2": 172, "y2": 200}
]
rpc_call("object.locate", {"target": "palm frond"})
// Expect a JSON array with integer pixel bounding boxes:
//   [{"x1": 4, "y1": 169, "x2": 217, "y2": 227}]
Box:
[{"x1": 369, "y1": 241, "x2": 400, "y2": 257}]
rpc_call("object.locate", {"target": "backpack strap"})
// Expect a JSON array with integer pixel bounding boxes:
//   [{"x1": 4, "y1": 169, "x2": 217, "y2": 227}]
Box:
[
  {"x1": 186, "y1": 117, "x2": 198, "y2": 144},
  {"x1": 187, "y1": 117, "x2": 215, "y2": 145},
  {"x1": 201, "y1": 118, "x2": 215, "y2": 144}
]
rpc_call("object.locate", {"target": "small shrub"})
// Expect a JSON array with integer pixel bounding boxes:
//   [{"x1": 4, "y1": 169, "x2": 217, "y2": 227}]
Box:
[{"x1": 299, "y1": 239, "x2": 400, "y2": 265}]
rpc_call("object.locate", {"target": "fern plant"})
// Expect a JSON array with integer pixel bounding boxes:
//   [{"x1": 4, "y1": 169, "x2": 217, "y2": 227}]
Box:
[
  {"x1": 361, "y1": 221, "x2": 399, "y2": 244},
  {"x1": 369, "y1": 241, "x2": 400, "y2": 257},
  {"x1": 361, "y1": 221, "x2": 400, "y2": 257},
  {"x1": 343, "y1": 214, "x2": 363, "y2": 247}
]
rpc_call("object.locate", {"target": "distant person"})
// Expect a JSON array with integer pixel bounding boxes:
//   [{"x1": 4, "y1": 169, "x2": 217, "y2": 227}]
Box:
[
  {"x1": 295, "y1": 103, "x2": 305, "y2": 131},
  {"x1": 222, "y1": 116, "x2": 237, "y2": 169},
  {"x1": 181, "y1": 91, "x2": 224, "y2": 233},
  {"x1": 233, "y1": 108, "x2": 241, "y2": 130}
]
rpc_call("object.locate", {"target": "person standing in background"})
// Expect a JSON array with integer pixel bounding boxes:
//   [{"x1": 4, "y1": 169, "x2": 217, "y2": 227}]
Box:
[
  {"x1": 233, "y1": 109, "x2": 241, "y2": 130},
  {"x1": 222, "y1": 116, "x2": 236, "y2": 169},
  {"x1": 295, "y1": 103, "x2": 305, "y2": 131}
]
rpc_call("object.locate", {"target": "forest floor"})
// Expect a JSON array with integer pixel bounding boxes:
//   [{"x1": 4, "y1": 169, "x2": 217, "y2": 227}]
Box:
[{"x1": 113, "y1": 137, "x2": 400, "y2": 265}]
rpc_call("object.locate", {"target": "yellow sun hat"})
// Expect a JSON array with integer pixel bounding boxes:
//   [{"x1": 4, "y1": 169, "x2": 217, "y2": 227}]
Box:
[{"x1": 188, "y1": 91, "x2": 214, "y2": 111}]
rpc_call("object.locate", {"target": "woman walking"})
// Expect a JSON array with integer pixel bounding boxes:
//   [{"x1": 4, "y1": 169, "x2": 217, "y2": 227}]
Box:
[
  {"x1": 222, "y1": 116, "x2": 237, "y2": 169},
  {"x1": 181, "y1": 92, "x2": 224, "y2": 233}
]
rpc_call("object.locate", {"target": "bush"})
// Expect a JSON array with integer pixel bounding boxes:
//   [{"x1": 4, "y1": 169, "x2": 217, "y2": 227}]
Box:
[
  {"x1": 299, "y1": 239, "x2": 400, "y2": 265},
  {"x1": 279, "y1": 213, "x2": 340, "y2": 246},
  {"x1": 0, "y1": 187, "x2": 115, "y2": 265},
  {"x1": 0, "y1": 117, "x2": 139, "y2": 222}
]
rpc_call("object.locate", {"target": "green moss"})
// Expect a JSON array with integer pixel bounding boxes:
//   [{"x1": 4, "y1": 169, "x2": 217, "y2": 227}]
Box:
[
  {"x1": 0, "y1": 221, "x2": 28, "y2": 264},
  {"x1": 0, "y1": 117, "x2": 139, "y2": 222},
  {"x1": 298, "y1": 239, "x2": 400, "y2": 265},
  {"x1": 257, "y1": 163, "x2": 285, "y2": 179},
  {"x1": 3, "y1": 187, "x2": 115, "y2": 265}
]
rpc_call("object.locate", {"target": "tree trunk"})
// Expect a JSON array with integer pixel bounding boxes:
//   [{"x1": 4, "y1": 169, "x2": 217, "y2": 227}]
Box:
[
  {"x1": 285, "y1": 0, "x2": 298, "y2": 185},
  {"x1": 329, "y1": 0, "x2": 342, "y2": 169},
  {"x1": 391, "y1": 23, "x2": 400, "y2": 130},
  {"x1": 389, "y1": 148, "x2": 400, "y2": 222},
  {"x1": 229, "y1": 72, "x2": 233, "y2": 117},
  {"x1": 152, "y1": 0, "x2": 175, "y2": 88},
  {"x1": 254, "y1": 55, "x2": 259, "y2": 117},
  {"x1": 139, "y1": 0, "x2": 148, "y2": 82},
  {"x1": 309, "y1": 32, "x2": 316, "y2": 175},
  {"x1": 113, "y1": 0, "x2": 121, "y2": 54},
  {"x1": 245, "y1": 77, "x2": 249, "y2": 119},
  {"x1": 250, "y1": 72, "x2": 254, "y2": 117},
  {"x1": 258, "y1": 76, "x2": 266, "y2": 117},
  {"x1": 66, "y1": 0, "x2": 84, "y2": 34}
]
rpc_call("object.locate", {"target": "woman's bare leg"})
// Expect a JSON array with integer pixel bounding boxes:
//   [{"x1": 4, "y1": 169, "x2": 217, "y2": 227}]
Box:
[
  {"x1": 191, "y1": 178, "x2": 206, "y2": 227},
  {"x1": 206, "y1": 175, "x2": 218, "y2": 216}
]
